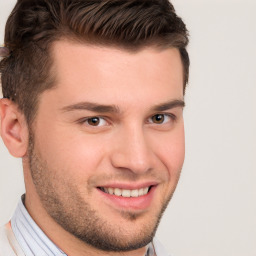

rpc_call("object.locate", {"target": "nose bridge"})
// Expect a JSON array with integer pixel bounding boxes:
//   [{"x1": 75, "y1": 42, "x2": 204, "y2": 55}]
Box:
[{"x1": 111, "y1": 123, "x2": 153, "y2": 173}]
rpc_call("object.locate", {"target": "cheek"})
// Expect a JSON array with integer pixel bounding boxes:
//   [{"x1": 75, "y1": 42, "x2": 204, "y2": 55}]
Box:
[
  {"x1": 156, "y1": 128, "x2": 185, "y2": 176},
  {"x1": 34, "y1": 124, "x2": 106, "y2": 180}
]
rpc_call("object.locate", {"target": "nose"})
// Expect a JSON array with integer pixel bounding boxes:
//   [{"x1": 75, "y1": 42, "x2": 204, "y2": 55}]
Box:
[{"x1": 110, "y1": 125, "x2": 154, "y2": 174}]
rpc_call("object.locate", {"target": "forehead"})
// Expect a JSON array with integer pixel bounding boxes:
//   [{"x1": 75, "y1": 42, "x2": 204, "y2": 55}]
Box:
[{"x1": 47, "y1": 40, "x2": 184, "y2": 107}]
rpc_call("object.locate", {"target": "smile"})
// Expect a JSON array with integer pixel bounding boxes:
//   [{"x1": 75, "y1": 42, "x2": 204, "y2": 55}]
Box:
[{"x1": 99, "y1": 187, "x2": 151, "y2": 197}]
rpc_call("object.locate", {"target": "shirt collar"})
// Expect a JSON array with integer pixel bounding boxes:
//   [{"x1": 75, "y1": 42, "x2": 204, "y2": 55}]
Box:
[{"x1": 11, "y1": 195, "x2": 66, "y2": 256}]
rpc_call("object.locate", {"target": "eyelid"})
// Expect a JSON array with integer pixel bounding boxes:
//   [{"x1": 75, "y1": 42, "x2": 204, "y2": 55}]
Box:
[
  {"x1": 77, "y1": 116, "x2": 110, "y2": 127},
  {"x1": 76, "y1": 112, "x2": 177, "y2": 127},
  {"x1": 148, "y1": 113, "x2": 177, "y2": 124}
]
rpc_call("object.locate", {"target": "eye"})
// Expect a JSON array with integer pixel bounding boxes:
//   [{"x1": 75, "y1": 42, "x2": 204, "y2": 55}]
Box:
[
  {"x1": 149, "y1": 114, "x2": 175, "y2": 124},
  {"x1": 85, "y1": 117, "x2": 108, "y2": 127},
  {"x1": 152, "y1": 114, "x2": 166, "y2": 124}
]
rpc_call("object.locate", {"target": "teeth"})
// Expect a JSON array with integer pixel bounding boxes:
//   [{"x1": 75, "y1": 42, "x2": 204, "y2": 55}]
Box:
[
  {"x1": 108, "y1": 188, "x2": 114, "y2": 195},
  {"x1": 103, "y1": 187, "x2": 150, "y2": 197},
  {"x1": 143, "y1": 187, "x2": 149, "y2": 194},
  {"x1": 131, "y1": 189, "x2": 139, "y2": 197},
  {"x1": 114, "y1": 188, "x2": 122, "y2": 196},
  {"x1": 138, "y1": 188, "x2": 144, "y2": 196},
  {"x1": 122, "y1": 190, "x2": 131, "y2": 197}
]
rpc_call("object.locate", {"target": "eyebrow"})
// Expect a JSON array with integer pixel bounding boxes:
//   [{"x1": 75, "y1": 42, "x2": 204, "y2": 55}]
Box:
[
  {"x1": 61, "y1": 102, "x2": 120, "y2": 114},
  {"x1": 61, "y1": 99, "x2": 185, "y2": 114},
  {"x1": 152, "y1": 99, "x2": 185, "y2": 111}
]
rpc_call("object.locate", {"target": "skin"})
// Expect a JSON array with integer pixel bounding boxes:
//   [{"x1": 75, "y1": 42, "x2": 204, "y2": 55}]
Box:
[{"x1": 0, "y1": 40, "x2": 185, "y2": 256}]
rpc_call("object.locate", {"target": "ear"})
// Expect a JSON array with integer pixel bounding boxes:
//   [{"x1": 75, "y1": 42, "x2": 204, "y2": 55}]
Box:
[{"x1": 0, "y1": 98, "x2": 29, "y2": 158}]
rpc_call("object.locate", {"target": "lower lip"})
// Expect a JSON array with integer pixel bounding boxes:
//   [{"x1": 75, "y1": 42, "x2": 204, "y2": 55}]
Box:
[{"x1": 97, "y1": 186, "x2": 156, "y2": 211}]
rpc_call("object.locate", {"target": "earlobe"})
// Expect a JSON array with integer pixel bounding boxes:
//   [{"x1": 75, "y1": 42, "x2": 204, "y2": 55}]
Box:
[{"x1": 0, "y1": 98, "x2": 29, "y2": 158}]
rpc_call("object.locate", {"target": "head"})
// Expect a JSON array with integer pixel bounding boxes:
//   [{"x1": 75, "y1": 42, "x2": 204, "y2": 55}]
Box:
[{"x1": 0, "y1": 0, "x2": 189, "y2": 254}]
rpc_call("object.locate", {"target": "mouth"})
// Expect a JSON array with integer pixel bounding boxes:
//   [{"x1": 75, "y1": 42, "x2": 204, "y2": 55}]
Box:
[
  {"x1": 97, "y1": 184, "x2": 157, "y2": 210},
  {"x1": 98, "y1": 186, "x2": 153, "y2": 198}
]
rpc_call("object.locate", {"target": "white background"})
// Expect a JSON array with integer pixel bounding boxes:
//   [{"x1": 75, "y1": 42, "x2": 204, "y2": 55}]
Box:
[{"x1": 0, "y1": 0, "x2": 256, "y2": 255}]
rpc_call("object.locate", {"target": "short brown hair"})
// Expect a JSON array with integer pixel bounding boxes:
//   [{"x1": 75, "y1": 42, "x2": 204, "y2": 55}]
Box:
[{"x1": 0, "y1": 0, "x2": 189, "y2": 124}]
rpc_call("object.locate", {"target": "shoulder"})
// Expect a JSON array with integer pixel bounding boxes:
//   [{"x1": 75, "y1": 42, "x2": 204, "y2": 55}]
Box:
[
  {"x1": 153, "y1": 237, "x2": 173, "y2": 256},
  {"x1": 0, "y1": 223, "x2": 16, "y2": 256},
  {"x1": 0, "y1": 223, "x2": 24, "y2": 256}
]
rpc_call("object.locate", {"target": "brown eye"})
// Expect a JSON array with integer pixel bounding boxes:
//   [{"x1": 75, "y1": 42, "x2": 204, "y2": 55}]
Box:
[
  {"x1": 87, "y1": 117, "x2": 100, "y2": 126},
  {"x1": 80, "y1": 116, "x2": 108, "y2": 128},
  {"x1": 152, "y1": 114, "x2": 165, "y2": 124}
]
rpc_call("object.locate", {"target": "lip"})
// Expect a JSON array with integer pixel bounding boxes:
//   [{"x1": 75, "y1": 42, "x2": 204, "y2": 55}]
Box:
[{"x1": 96, "y1": 184, "x2": 157, "y2": 211}]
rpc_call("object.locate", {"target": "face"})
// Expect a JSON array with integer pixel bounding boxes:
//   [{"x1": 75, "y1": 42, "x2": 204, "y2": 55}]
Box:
[{"x1": 27, "y1": 41, "x2": 185, "y2": 251}]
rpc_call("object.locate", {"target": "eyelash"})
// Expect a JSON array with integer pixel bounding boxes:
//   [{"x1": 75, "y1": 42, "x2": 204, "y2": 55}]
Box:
[
  {"x1": 78, "y1": 116, "x2": 109, "y2": 127},
  {"x1": 78, "y1": 113, "x2": 177, "y2": 127},
  {"x1": 148, "y1": 113, "x2": 177, "y2": 125}
]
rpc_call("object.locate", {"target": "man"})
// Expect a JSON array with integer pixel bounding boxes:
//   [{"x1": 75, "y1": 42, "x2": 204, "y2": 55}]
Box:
[{"x1": 0, "y1": 0, "x2": 189, "y2": 255}]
